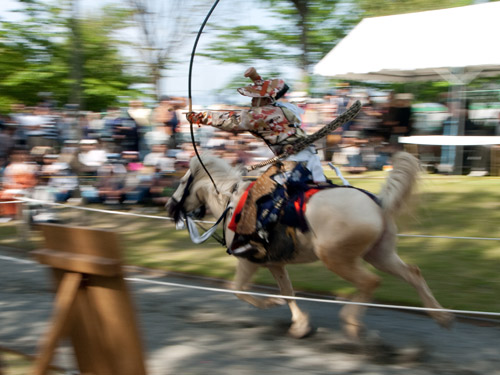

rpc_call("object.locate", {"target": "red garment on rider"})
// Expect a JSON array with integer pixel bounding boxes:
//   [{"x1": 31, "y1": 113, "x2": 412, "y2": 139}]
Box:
[{"x1": 228, "y1": 182, "x2": 255, "y2": 232}]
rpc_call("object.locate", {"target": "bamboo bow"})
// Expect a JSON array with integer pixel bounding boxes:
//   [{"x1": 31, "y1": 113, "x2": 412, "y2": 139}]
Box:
[{"x1": 187, "y1": 0, "x2": 221, "y2": 194}]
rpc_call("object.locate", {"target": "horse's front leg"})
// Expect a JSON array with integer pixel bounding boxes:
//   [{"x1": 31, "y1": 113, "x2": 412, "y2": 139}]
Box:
[
  {"x1": 233, "y1": 259, "x2": 286, "y2": 308},
  {"x1": 268, "y1": 265, "x2": 312, "y2": 338}
]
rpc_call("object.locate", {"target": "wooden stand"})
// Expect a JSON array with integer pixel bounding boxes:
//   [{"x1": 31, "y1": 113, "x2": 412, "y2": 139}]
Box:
[{"x1": 31, "y1": 223, "x2": 147, "y2": 375}]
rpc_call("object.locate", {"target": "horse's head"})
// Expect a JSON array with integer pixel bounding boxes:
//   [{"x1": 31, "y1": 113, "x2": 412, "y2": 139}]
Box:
[
  {"x1": 166, "y1": 169, "x2": 206, "y2": 223},
  {"x1": 166, "y1": 153, "x2": 244, "y2": 223}
]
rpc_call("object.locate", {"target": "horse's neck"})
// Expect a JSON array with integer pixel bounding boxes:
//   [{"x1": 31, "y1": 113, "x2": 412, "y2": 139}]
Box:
[
  {"x1": 204, "y1": 178, "x2": 249, "y2": 218},
  {"x1": 206, "y1": 194, "x2": 227, "y2": 218}
]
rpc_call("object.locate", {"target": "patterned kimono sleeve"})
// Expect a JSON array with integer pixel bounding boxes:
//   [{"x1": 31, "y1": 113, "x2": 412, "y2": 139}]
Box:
[{"x1": 207, "y1": 110, "x2": 253, "y2": 132}]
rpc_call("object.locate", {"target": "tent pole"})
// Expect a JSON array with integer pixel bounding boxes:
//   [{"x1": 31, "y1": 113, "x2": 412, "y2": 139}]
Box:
[{"x1": 454, "y1": 78, "x2": 465, "y2": 175}]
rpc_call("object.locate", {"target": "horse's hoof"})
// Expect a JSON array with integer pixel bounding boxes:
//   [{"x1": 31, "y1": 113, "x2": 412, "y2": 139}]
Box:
[
  {"x1": 288, "y1": 320, "x2": 313, "y2": 338},
  {"x1": 342, "y1": 322, "x2": 365, "y2": 341},
  {"x1": 435, "y1": 311, "x2": 454, "y2": 329}
]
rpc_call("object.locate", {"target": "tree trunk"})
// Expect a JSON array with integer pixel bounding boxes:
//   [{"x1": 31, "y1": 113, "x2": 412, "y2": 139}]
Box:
[{"x1": 291, "y1": 0, "x2": 310, "y2": 91}]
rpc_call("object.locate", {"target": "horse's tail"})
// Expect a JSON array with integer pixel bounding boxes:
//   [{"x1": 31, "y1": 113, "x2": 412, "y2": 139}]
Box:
[{"x1": 378, "y1": 151, "x2": 420, "y2": 217}]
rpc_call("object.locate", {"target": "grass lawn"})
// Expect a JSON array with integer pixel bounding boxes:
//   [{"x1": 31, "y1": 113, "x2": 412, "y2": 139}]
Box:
[{"x1": 1, "y1": 171, "x2": 499, "y2": 314}]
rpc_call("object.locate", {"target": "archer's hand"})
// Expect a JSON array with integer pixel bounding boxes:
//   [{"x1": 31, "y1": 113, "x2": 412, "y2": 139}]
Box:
[{"x1": 186, "y1": 111, "x2": 206, "y2": 125}]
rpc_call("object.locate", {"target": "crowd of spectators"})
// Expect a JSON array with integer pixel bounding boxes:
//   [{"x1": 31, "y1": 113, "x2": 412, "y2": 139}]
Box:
[
  {"x1": 0, "y1": 98, "x2": 186, "y2": 221},
  {"x1": 3, "y1": 86, "x2": 481, "y2": 222}
]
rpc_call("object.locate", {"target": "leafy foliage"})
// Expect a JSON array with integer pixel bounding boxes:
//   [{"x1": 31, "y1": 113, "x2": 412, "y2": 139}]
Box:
[
  {"x1": 355, "y1": 0, "x2": 475, "y2": 17},
  {"x1": 202, "y1": 0, "x2": 360, "y2": 88},
  {"x1": 0, "y1": 0, "x2": 147, "y2": 113}
]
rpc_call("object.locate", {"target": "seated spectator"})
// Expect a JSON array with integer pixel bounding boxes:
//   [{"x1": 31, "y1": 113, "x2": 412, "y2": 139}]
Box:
[
  {"x1": 152, "y1": 96, "x2": 183, "y2": 149},
  {"x1": 47, "y1": 162, "x2": 79, "y2": 203},
  {"x1": 143, "y1": 144, "x2": 175, "y2": 173},
  {"x1": 121, "y1": 151, "x2": 150, "y2": 204},
  {"x1": 128, "y1": 100, "x2": 153, "y2": 159},
  {"x1": 143, "y1": 144, "x2": 166, "y2": 167},
  {"x1": 30, "y1": 146, "x2": 55, "y2": 166},
  {"x1": 78, "y1": 139, "x2": 108, "y2": 175},
  {"x1": 96, "y1": 161, "x2": 127, "y2": 205},
  {"x1": 0, "y1": 149, "x2": 38, "y2": 218},
  {"x1": 175, "y1": 142, "x2": 195, "y2": 173},
  {"x1": 111, "y1": 110, "x2": 140, "y2": 153},
  {"x1": 149, "y1": 171, "x2": 177, "y2": 206}
]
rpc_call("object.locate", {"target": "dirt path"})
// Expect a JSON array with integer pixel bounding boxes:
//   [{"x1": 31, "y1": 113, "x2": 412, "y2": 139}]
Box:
[{"x1": 1, "y1": 247, "x2": 499, "y2": 375}]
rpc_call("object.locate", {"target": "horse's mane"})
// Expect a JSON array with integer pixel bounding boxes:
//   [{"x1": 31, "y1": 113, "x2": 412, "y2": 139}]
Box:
[{"x1": 189, "y1": 153, "x2": 244, "y2": 193}]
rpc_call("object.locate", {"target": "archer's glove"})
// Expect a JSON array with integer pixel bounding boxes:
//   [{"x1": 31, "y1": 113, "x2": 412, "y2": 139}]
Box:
[{"x1": 186, "y1": 111, "x2": 206, "y2": 125}]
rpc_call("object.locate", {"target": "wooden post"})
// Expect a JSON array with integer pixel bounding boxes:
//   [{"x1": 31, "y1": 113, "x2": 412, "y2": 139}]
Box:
[{"x1": 31, "y1": 223, "x2": 148, "y2": 375}]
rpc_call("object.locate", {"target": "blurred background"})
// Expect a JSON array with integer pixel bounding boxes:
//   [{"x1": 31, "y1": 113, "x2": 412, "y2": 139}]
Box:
[
  {"x1": 0, "y1": 0, "x2": 499, "y2": 183},
  {"x1": 1, "y1": 1, "x2": 500, "y2": 372}
]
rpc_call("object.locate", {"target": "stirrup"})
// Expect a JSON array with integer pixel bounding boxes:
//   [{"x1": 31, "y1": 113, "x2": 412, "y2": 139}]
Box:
[
  {"x1": 231, "y1": 242, "x2": 267, "y2": 259},
  {"x1": 232, "y1": 243, "x2": 254, "y2": 255}
]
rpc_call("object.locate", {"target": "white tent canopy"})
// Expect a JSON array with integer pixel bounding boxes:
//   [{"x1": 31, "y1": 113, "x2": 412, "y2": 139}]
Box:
[{"x1": 314, "y1": 2, "x2": 500, "y2": 83}]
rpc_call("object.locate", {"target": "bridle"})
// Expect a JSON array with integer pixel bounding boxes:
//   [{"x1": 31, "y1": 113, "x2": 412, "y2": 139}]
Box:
[
  {"x1": 169, "y1": 174, "x2": 195, "y2": 223},
  {"x1": 169, "y1": 171, "x2": 238, "y2": 248}
]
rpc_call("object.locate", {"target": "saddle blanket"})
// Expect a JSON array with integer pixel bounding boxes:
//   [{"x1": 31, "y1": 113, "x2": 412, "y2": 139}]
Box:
[{"x1": 228, "y1": 182, "x2": 321, "y2": 233}]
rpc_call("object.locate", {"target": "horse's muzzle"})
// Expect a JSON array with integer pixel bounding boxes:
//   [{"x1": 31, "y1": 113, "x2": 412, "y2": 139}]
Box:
[
  {"x1": 166, "y1": 197, "x2": 181, "y2": 221},
  {"x1": 166, "y1": 195, "x2": 206, "y2": 222},
  {"x1": 190, "y1": 205, "x2": 206, "y2": 220}
]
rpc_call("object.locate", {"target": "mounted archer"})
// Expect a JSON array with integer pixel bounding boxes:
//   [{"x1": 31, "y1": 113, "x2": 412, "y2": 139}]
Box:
[
  {"x1": 187, "y1": 68, "x2": 358, "y2": 258},
  {"x1": 187, "y1": 67, "x2": 327, "y2": 182}
]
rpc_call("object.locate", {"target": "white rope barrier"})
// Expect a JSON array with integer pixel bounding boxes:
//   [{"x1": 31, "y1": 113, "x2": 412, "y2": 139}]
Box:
[
  {"x1": 0, "y1": 254, "x2": 35, "y2": 265},
  {"x1": 0, "y1": 253, "x2": 499, "y2": 318},
  {"x1": 8, "y1": 197, "x2": 500, "y2": 242},
  {"x1": 17, "y1": 197, "x2": 174, "y2": 221},
  {"x1": 124, "y1": 277, "x2": 500, "y2": 318},
  {"x1": 397, "y1": 234, "x2": 500, "y2": 241}
]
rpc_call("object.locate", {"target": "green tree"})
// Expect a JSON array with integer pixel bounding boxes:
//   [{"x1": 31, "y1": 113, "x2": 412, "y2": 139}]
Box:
[
  {"x1": 203, "y1": 0, "x2": 360, "y2": 92},
  {"x1": 355, "y1": 0, "x2": 474, "y2": 17},
  {"x1": 0, "y1": 0, "x2": 66, "y2": 109},
  {"x1": 76, "y1": 6, "x2": 147, "y2": 111},
  {"x1": 0, "y1": 0, "x2": 147, "y2": 113}
]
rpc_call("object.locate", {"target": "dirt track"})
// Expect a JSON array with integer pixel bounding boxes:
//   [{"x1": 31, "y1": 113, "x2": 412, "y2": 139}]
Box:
[{"x1": 1, "y1": 246, "x2": 499, "y2": 375}]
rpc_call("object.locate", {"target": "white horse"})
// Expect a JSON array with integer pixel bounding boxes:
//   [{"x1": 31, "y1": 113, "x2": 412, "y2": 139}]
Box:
[{"x1": 166, "y1": 152, "x2": 453, "y2": 339}]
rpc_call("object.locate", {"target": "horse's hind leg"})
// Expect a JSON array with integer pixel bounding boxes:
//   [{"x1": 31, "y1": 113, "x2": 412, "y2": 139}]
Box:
[
  {"x1": 318, "y1": 248, "x2": 381, "y2": 340},
  {"x1": 268, "y1": 265, "x2": 312, "y2": 338},
  {"x1": 233, "y1": 259, "x2": 285, "y2": 308},
  {"x1": 364, "y1": 227, "x2": 454, "y2": 328}
]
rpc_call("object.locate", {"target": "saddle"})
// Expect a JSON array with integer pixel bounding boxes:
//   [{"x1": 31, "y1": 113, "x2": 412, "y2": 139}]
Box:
[
  {"x1": 229, "y1": 161, "x2": 295, "y2": 235},
  {"x1": 228, "y1": 162, "x2": 331, "y2": 261}
]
